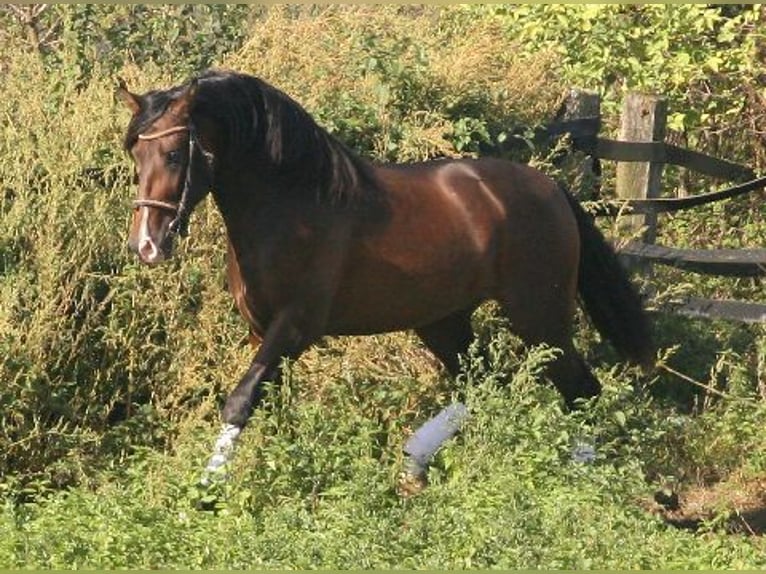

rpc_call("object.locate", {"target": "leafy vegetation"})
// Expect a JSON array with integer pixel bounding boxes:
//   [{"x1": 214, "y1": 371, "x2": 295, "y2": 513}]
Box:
[{"x1": 0, "y1": 4, "x2": 764, "y2": 569}]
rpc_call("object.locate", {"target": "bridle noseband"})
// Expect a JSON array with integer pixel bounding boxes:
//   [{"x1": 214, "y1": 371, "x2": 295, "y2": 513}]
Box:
[{"x1": 133, "y1": 123, "x2": 211, "y2": 238}]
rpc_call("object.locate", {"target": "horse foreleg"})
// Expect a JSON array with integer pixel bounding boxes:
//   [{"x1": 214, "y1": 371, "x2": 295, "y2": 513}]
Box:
[
  {"x1": 398, "y1": 402, "x2": 468, "y2": 496},
  {"x1": 399, "y1": 312, "x2": 474, "y2": 494},
  {"x1": 201, "y1": 311, "x2": 315, "y2": 485},
  {"x1": 200, "y1": 358, "x2": 273, "y2": 485}
]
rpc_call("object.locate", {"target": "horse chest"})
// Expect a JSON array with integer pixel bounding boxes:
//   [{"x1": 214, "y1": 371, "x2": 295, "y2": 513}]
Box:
[
  {"x1": 224, "y1": 218, "x2": 349, "y2": 334},
  {"x1": 226, "y1": 258, "x2": 269, "y2": 337}
]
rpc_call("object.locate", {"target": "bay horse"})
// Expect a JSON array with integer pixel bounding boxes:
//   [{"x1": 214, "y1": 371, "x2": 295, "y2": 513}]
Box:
[{"x1": 117, "y1": 69, "x2": 652, "y2": 485}]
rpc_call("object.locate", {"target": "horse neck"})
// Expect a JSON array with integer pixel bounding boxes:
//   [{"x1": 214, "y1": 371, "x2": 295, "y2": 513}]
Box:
[
  {"x1": 209, "y1": 166, "x2": 387, "y2": 259},
  {"x1": 209, "y1": 171, "x2": 265, "y2": 232}
]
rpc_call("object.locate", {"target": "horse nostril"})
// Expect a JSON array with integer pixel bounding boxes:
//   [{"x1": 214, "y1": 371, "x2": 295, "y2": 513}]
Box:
[{"x1": 138, "y1": 238, "x2": 159, "y2": 262}]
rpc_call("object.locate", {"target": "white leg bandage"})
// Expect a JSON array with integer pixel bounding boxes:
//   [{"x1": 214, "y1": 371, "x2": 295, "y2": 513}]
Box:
[
  {"x1": 571, "y1": 437, "x2": 596, "y2": 464},
  {"x1": 200, "y1": 423, "x2": 242, "y2": 485},
  {"x1": 403, "y1": 402, "x2": 469, "y2": 476}
]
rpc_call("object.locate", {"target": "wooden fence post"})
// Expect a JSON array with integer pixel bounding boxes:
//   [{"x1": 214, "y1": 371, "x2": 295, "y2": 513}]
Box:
[
  {"x1": 561, "y1": 88, "x2": 601, "y2": 198},
  {"x1": 563, "y1": 87, "x2": 601, "y2": 120},
  {"x1": 615, "y1": 92, "x2": 667, "y2": 244}
]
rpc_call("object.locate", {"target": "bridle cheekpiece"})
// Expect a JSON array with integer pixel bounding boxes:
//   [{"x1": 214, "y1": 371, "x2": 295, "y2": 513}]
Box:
[{"x1": 133, "y1": 123, "x2": 210, "y2": 238}]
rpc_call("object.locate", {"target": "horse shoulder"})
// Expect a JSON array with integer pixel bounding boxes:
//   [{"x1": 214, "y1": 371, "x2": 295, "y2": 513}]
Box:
[{"x1": 225, "y1": 240, "x2": 266, "y2": 340}]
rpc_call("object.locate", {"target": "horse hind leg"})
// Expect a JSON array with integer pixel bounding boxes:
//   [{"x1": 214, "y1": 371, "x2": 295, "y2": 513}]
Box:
[
  {"x1": 399, "y1": 310, "x2": 475, "y2": 495},
  {"x1": 499, "y1": 293, "x2": 601, "y2": 410},
  {"x1": 414, "y1": 302, "x2": 599, "y2": 407},
  {"x1": 496, "y1": 286, "x2": 603, "y2": 467},
  {"x1": 414, "y1": 309, "x2": 475, "y2": 377},
  {"x1": 543, "y1": 340, "x2": 601, "y2": 410},
  {"x1": 532, "y1": 333, "x2": 602, "y2": 464}
]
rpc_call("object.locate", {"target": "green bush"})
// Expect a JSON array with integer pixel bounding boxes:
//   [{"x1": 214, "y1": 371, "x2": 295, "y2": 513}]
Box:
[
  {"x1": 1, "y1": 5, "x2": 252, "y2": 84},
  {"x1": 2, "y1": 339, "x2": 765, "y2": 568},
  {"x1": 227, "y1": 6, "x2": 562, "y2": 160},
  {"x1": 484, "y1": 5, "x2": 765, "y2": 167}
]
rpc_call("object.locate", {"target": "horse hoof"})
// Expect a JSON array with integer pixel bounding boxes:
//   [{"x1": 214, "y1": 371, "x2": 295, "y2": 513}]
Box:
[
  {"x1": 397, "y1": 470, "x2": 428, "y2": 498},
  {"x1": 571, "y1": 438, "x2": 597, "y2": 463},
  {"x1": 194, "y1": 494, "x2": 220, "y2": 512},
  {"x1": 190, "y1": 477, "x2": 225, "y2": 512}
]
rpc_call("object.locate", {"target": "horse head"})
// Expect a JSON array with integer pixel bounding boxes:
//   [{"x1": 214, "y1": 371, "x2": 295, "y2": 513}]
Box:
[{"x1": 117, "y1": 77, "x2": 213, "y2": 264}]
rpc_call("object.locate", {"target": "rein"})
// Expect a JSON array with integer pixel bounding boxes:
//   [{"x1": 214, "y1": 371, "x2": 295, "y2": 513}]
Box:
[{"x1": 132, "y1": 123, "x2": 211, "y2": 237}]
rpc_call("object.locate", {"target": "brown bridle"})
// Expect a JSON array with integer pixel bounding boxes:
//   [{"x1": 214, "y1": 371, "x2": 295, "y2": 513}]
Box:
[
  {"x1": 132, "y1": 123, "x2": 210, "y2": 237},
  {"x1": 137, "y1": 125, "x2": 190, "y2": 140}
]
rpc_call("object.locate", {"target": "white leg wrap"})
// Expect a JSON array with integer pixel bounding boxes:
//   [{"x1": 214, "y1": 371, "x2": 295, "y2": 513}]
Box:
[
  {"x1": 571, "y1": 437, "x2": 596, "y2": 464},
  {"x1": 403, "y1": 402, "x2": 468, "y2": 476},
  {"x1": 200, "y1": 424, "x2": 241, "y2": 485}
]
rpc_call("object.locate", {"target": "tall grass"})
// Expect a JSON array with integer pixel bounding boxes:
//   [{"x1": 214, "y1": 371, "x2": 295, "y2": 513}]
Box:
[{"x1": 2, "y1": 341, "x2": 766, "y2": 568}]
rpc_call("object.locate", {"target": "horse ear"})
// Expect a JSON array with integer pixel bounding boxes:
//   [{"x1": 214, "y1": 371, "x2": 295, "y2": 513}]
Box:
[
  {"x1": 115, "y1": 77, "x2": 141, "y2": 115},
  {"x1": 168, "y1": 78, "x2": 199, "y2": 120}
]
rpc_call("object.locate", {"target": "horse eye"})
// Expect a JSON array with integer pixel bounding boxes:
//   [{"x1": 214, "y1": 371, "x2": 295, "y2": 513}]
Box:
[{"x1": 166, "y1": 149, "x2": 182, "y2": 166}]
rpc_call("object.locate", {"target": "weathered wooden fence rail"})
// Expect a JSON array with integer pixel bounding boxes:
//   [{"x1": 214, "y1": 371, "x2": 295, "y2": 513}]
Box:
[
  {"x1": 619, "y1": 243, "x2": 766, "y2": 278},
  {"x1": 543, "y1": 89, "x2": 766, "y2": 323}
]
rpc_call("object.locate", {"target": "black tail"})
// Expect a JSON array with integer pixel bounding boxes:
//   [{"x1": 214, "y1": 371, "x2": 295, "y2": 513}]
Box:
[{"x1": 563, "y1": 189, "x2": 654, "y2": 369}]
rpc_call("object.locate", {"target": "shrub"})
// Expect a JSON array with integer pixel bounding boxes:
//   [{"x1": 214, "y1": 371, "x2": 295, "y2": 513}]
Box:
[{"x1": 227, "y1": 6, "x2": 562, "y2": 161}]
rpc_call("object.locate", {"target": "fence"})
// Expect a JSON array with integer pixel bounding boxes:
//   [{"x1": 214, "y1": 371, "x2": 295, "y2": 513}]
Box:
[{"x1": 538, "y1": 89, "x2": 766, "y2": 323}]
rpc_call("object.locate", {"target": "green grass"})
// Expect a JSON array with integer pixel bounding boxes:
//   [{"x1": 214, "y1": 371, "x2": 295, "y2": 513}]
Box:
[{"x1": 2, "y1": 342, "x2": 766, "y2": 569}]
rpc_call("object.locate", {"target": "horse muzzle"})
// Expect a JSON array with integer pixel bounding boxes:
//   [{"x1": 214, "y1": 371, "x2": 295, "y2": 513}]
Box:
[
  {"x1": 128, "y1": 212, "x2": 176, "y2": 265},
  {"x1": 128, "y1": 232, "x2": 174, "y2": 266}
]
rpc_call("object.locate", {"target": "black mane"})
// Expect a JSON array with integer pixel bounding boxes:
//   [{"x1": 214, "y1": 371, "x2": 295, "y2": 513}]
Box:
[{"x1": 125, "y1": 69, "x2": 380, "y2": 206}]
